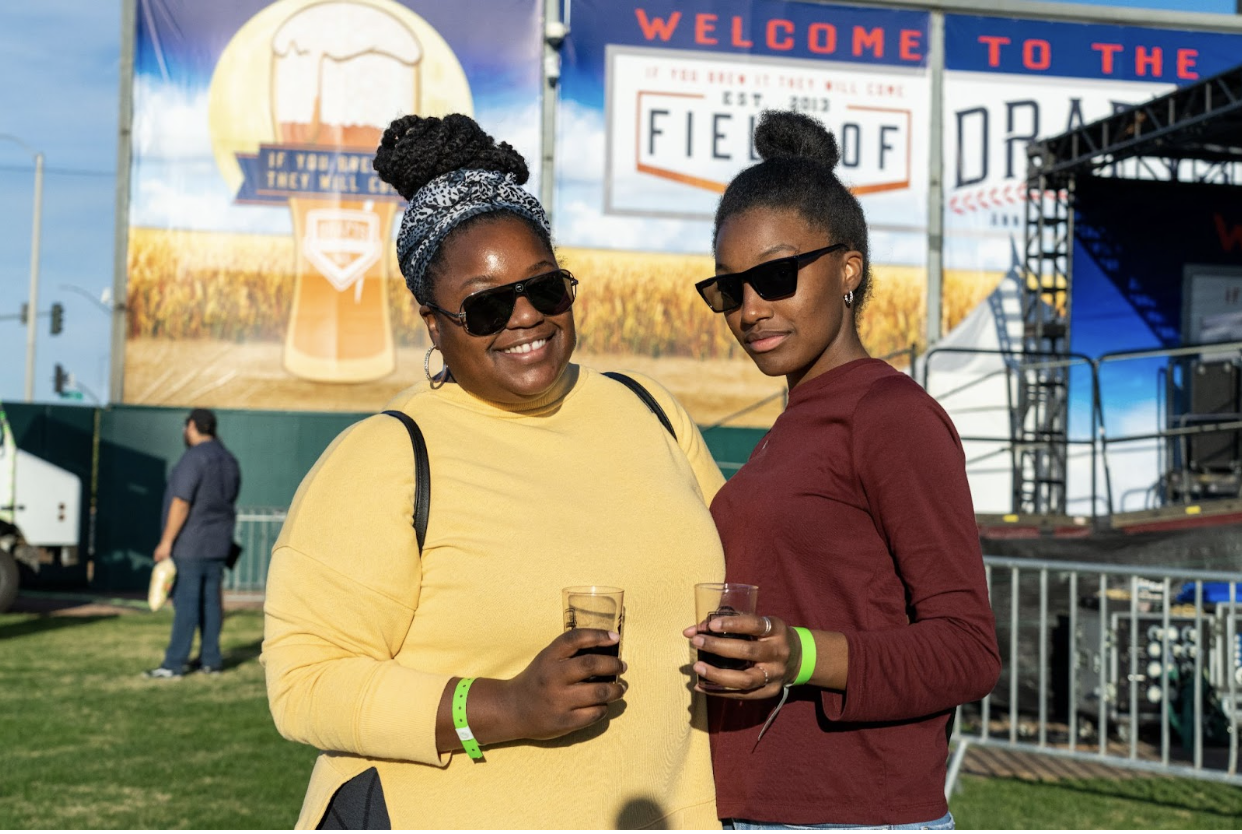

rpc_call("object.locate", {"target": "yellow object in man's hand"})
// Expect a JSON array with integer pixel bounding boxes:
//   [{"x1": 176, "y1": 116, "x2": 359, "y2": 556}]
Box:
[{"x1": 148, "y1": 559, "x2": 177, "y2": 612}]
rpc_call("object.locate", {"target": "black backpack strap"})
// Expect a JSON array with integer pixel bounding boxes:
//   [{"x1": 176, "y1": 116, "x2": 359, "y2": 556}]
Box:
[
  {"x1": 603, "y1": 372, "x2": 677, "y2": 441},
  {"x1": 382, "y1": 410, "x2": 430, "y2": 554}
]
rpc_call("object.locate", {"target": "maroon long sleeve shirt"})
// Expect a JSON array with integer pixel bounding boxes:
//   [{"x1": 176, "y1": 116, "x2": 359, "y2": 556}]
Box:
[{"x1": 708, "y1": 358, "x2": 1001, "y2": 826}]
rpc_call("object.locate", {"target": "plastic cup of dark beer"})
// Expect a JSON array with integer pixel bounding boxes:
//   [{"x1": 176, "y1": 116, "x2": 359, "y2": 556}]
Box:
[
  {"x1": 694, "y1": 582, "x2": 759, "y2": 690},
  {"x1": 563, "y1": 586, "x2": 624, "y2": 684}
]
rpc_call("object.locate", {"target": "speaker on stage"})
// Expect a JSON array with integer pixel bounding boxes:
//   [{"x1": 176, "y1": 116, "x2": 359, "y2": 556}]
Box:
[{"x1": 1187, "y1": 359, "x2": 1241, "y2": 472}]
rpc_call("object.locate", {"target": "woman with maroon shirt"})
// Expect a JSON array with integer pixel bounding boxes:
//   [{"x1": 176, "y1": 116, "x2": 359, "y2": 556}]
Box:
[{"x1": 683, "y1": 111, "x2": 1001, "y2": 830}]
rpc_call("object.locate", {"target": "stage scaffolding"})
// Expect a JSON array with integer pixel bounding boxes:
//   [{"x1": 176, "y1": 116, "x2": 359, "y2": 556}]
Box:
[{"x1": 1017, "y1": 64, "x2": 1242, "y2": 516}]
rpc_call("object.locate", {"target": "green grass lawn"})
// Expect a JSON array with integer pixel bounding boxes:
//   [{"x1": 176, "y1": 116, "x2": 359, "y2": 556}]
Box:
[
  {"x1": 952, "y1": 773, "x2": 1242, "y2": 829},
  {"x1": 2, "y1": 604, "x2": 1242, "y2": 829},
  {"x1": 0, "y1": 605, "x2": 317, "y2": 828}
]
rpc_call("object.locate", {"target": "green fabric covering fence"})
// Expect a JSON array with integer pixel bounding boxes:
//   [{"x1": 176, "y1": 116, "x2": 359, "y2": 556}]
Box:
[{"x1": 3, "y1": 401, "x2": 765, "y2": 592}]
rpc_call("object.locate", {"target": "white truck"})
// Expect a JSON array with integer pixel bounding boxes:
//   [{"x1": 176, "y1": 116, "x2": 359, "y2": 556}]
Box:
[{"x1": 0, "y1": 405, "x2": 82, "y2": 612}]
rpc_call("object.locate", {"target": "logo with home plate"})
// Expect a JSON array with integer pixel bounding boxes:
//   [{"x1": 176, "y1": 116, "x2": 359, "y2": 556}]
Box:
[{"x1": 302, "y1": 208, "x2": 383, "y2": 295}]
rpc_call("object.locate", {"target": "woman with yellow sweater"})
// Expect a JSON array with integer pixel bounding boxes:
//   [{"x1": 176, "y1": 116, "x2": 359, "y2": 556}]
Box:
[{"x1": 262, "y1": 114, "x2": 725, "y2": 829}]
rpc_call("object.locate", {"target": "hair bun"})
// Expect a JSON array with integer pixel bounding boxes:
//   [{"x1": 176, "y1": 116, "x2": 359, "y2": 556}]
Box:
[
  {"x1": 753, "y1": 110, "x2": 840, "y2": 170},
  {"x1": 373, "y1": 113, "x2": 530, "y2": 200}
]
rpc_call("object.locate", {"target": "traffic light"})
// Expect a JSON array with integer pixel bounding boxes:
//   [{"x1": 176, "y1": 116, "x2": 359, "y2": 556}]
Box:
[
  {"x1": 50, "y1": 302, "x2": 64, "y2": 335},
  {"x1": 19, "y1": 303, "x2": 28, "y2": 325},
  {"x1": 53, "y1": 364, "x2": 69, "y2": 395}
]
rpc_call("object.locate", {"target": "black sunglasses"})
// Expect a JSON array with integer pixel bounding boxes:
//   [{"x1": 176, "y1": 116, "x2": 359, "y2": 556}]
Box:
[
  {"x1": 427, "y1": 269, "x2": 579, "y2": 336},
  {"x1": 695, "y1": 243, "x2": 847, "y2": 314}
]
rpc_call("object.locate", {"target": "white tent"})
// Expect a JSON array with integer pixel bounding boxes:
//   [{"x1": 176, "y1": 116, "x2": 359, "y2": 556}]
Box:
[{"x1": 915, "y1": 271, "x2": 1026, "y2": 514}]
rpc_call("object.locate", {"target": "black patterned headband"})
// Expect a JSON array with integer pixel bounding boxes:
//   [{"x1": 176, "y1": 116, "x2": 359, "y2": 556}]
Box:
[{"x1": 394, "y1": 168, "x2": 550, "y2": 303}]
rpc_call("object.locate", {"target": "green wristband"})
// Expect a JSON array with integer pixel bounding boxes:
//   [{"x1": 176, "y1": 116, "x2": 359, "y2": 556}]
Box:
[
  {"x1": 452, "y1": 677, "x2": 484, "y2": 760},
  {"x1": 791, "y1": 627, "x2": 817, "y2": 686}
]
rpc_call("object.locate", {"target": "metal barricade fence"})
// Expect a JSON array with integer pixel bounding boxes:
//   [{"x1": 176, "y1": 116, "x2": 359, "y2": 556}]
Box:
[
  {"x1": 947, "y1": 555, "x2": 1242, "y2": 796},
  {"x1": 225, "y1": 510, "x2": 1242, "y2": 790},
  {"x1": 226, "y1": 507, "x2": 287, "y2": 593}
]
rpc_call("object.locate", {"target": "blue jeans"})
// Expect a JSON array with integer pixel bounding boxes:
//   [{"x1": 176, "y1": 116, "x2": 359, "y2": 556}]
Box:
[
  {"x1": 163, "y1": 558, "x2": 224, "y2": 670},
  {"x1": 724, "y1": 812, "x2": 954, "y2": 830}
]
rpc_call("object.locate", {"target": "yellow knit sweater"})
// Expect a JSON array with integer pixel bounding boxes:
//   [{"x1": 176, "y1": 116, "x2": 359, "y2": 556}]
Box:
[{"x1": 263, "y1": 365, "x2": 725, "y2": 829}]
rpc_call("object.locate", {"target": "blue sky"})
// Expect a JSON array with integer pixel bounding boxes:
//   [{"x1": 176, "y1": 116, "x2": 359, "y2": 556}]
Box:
[
  {"x1": 0, "y1": 1, "x2": 120, "y2": 406},
  {"x1": 0, "y1": 0, "x2": 1237, "y2": 405}
]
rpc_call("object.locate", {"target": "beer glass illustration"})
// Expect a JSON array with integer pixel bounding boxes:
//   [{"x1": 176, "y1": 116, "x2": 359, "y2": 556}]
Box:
[{"x1": 272, "y1": 2, "x2": 422, "y2": 382}]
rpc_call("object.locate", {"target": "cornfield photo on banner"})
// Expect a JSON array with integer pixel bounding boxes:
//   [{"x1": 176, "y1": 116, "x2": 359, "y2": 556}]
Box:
[{"x1": 124, "y1": 227, "x2": 999, "y2": 420}]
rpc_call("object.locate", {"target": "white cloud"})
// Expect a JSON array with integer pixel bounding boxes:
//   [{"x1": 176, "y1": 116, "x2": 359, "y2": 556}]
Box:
[
  {"x1": 555, "y1": 192, "x2": 712, "y2": 254},
  {"x1": 944, "y1": 232, "x2": 1020, "y2": 272},
  {"x1": 479, "y1": 98, "x2": 544, "y2": 195},
  {"x1": 128, "y1": 76, "x2": 287, "y2": 233},
  {"x1": 554, "y1": 99, "x2": 608, "y2": 185},
  {"x1": 132, "y1": 76, "x2": 216, "y2": 163},
  {"x1": 1064, "y1": 399, "x2": 1162, "y2": 515},
  {"x1": 131, "y1": 169, "x2": 291, "y2": 235},
  {"x1": 871, "y1": 230, "x2": 926, "y2": 267}
]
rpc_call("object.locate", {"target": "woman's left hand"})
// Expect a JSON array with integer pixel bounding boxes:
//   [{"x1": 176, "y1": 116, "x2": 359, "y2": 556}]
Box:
[{"x1": 681, "y1": 613, "x2": 800, "y2": 699}]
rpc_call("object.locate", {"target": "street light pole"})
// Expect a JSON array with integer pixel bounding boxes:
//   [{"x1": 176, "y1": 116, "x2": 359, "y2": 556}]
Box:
[
  {"x1": 1, "y1": 135, "x2": 44, "y2": 402},
  {"x1": 25, "y1": 152, "x2": 44, "y2": 402}
]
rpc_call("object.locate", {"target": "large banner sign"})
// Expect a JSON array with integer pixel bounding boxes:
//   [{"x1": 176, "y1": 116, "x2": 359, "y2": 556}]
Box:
[
  {"x1": 561, "y1": 1, "x2": 930, "y2": 245},
  {"x1": 123, "y1": 0, "x2": 1242, "y2": 442},
  {"x1": 124, "y1": 0, "x2": 542, "y2": 410},
  {"x1": 558, "y1": 0, "x2": 934, "y2": 426}
]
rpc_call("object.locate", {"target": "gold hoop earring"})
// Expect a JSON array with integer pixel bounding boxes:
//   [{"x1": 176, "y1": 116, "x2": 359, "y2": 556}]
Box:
[
  {"x1": 843, "y1": 290, "x2": 855, "y2": 308},
  {"x1": 425, "y1": 345, "x2": 447, "y2": 389}
]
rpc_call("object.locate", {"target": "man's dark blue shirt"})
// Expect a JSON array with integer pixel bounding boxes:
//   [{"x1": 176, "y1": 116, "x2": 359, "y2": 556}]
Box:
[{"x1": 163, "y1": 439, "x2": 241, "y2": 561}]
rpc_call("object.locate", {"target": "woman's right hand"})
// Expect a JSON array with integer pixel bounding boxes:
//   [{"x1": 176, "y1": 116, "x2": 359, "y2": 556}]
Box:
[
  {"x1": 683, "y1": 614, "x2": 796, "y2": 698},
  {"x1": 500, "y1": 628, "x2": 627, "y2": 740},
  {"x1": 441, "y1": 628, "x2": 626, "y2": 751}
]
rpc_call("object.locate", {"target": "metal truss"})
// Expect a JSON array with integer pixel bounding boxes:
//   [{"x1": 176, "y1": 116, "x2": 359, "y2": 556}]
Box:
[
  {"x1": 1029, "y1": 63, "x2": 1242, "y2": 188},
  {"x1": 1017, "y1": 179, "x2": 1072, "y2": 515}
]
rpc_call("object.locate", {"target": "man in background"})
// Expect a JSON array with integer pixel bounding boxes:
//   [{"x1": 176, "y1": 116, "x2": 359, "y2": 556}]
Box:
[{"x1": 146, "y1": 408, "x2": 241, "y2": 678}]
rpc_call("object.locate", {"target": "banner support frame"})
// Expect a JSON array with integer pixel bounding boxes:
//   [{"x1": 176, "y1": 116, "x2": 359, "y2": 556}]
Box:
[
  {"x1": 541, "y1": 0, "x2": 564, "y2": 220},
  {"x1": 109, "y1": 0, "x2": 136, "y2": 404},
  {"x1": 925, "y1": 9, "x2": 945, "y2": 349}
]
